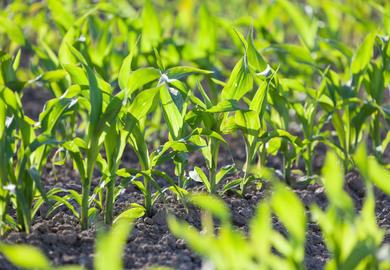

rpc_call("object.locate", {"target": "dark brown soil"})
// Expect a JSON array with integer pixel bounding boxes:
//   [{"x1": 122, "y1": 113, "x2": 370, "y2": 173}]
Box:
[{"x1": 0, "y1": 87, "x2": 389, "y2": 270}]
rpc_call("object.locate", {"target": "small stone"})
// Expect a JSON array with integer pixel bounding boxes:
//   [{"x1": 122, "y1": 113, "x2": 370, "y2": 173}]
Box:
[{"x1": 62, "y1": 254, "x2": 77, "y2": 263}]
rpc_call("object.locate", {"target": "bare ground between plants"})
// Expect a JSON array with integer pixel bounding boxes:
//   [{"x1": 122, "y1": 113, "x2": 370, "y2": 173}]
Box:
[{"x1": 0, "y1": 90, "x2": 389, "y2": 269}]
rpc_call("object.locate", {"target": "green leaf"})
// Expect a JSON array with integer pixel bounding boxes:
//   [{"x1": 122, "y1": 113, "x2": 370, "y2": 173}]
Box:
[
  {"x1": 189, "y1": 193, "x2": 231, "y2": 223},
  {"x1": 266, "y1": 44, "x2": 314, "y2": 65},
  {"x1": 322, "y1": 151, "x2": 354, "y2": 210},
  {"x1": 278, "y1": 0, "x2": 317, "y2": 49},
  {"x1": 63, "y1": 64, "x2": 89, "y2": 85},
  {"x1": 85, "y1": 66, "x2": 103, "y2": 136},
  {"x1": 221, "y1": 58, "x2": 253, "y2": 100},
  {"x1": 367, "y1": 157, "x2": 390, "y2": 194},
  {"x1": 160, "y1": 84, "x2": 184, "y2": 140},
  {"x1": 235, "y1": 110, "x2": 261, "y2": 163},
  {"x1": 41, "y1": 70, "x2": 68, "y2": 82},
  {"x1": 113, "y1": 204, "x2": 145, "y2": 225},
  {"x1": 141, "y1": 0, "x2": 162, "y2": 52},
  {"x1": 95, "y1": 219, "x2": 133, "y2": 270},
  {"x1": 272, "y1": 183, "x2": 306, "y2": 244},
  {"x1": 206, "y1": 99, "x2": 243, "y2": 113},
  {"x1": 126, "y1": 68, "x2": 160, "y2": 95},
  {"x1": 250, "y1": 80, "x2": 268, "y2": 115},
  {"x1": 40, "y1": 98, "x2": 77, "y2": 135},
  {"x1": 165, "y1": 66, "x2": 212, "y2": 80},
  {"x1": 216, "y1": 165, "x2": 236, "y2": 184},
  {"x1": 0, "y1": 17, "x2": 25, "y2": 46},
  {"x1": 198, "y1": 3, "x2": 216, "y2": 53},
  {"x1": 247, "y1": 27, "x2": 267, "y2": 72},
  {"x1": 118, "y1": 49, "x2": 135, "y2": 91},
  {"x1": 48, "y1": 0, "x2": 75, "y2": 32},
  {"x1": 351, "y1": 32, "x2": 376, "y2": 74},
  {"x1": 128, "y1": 86, "x2": 161, "y2": 120},
  {"x1": 189, "y1": 167, "x2": 210, "y2": 192},
  {"x1": 0, "y1": 243, "x2": 50, "y2": 269}
]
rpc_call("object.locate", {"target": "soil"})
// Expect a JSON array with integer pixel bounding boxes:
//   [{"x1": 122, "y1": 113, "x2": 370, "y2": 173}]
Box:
[{"x1": 0, "y1": 87, "x2": 389, "y2": 270}]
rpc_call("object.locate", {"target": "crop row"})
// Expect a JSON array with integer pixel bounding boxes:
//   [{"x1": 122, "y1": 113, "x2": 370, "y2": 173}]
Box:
[{"x1": 0, "y1": 0, "x2": 389, "y2": 269}]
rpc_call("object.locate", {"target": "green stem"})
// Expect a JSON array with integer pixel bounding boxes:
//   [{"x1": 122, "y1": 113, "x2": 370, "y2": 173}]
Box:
[
  {"x1": 104, "y1": 175, "x2": 115, "y2": 225},
  {"x1": 144, "y1": 174, "x2": 152, "y2": 217},
  {"x1": 81, "y1": 181, "x2": 90, "y2": 230},
  {"x1": 209, "y1": 137, "x2": 219, "y2": 194}
]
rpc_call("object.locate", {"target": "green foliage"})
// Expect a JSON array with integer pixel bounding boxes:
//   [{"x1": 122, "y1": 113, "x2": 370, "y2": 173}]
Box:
[{"x1": 0, "y1": 1, "x2": 389, "y2": 269}]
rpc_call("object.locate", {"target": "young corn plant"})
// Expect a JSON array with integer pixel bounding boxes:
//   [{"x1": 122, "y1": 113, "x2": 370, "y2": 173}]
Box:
[
  {"x1": 0, "y1": 51, "x2": 77, "y2": 234},
  {"x1": 168, "y1": 185, "x2": 307, "y2": 270},
  {"x1": 311, "y1": 147, "x2": 389, "y2": 269},
  {"x1": 58, "y1": 46, "x2": 125, "y2": 229},
  {"x1": 187, "y1": 28, "x2": 269, "y2": 195}
]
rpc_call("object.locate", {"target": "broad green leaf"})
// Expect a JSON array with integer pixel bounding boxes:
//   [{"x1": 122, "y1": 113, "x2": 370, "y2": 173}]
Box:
[
  {"x1": 267, "y1": 137, "x2": 281, "y2": 155},
  {"x1": 216, "y1": 165, "x2": 236, "y2": 184},
  {"x1": 95, "y1": 219, "x2": 133, "y2": 270},
  {"x1": 128, "y1": 86, "x2": 161, "y2": 119},
  {"x1": 113, "y1": 204, "x2": 145, "y2": 225},
  {"x1": 272, "y1": 183, "x2": 306, "y2": 244},
  {"x1": 41, "y1": 70, "x2": 68, "y2": 82},
  {"x1": 265, "y1": 44, "x2": 314, "y2": 65},
  {"x1": 127, "y1": 68, "x2": 160, "y2": 95},
  {"x1": 189, "y1": 167, "x2": 210, "y2": 192},
  {"x1": 48, "y1": 0, "x2": 75, "y2": 32},
  {"x1": 63, "y1": 64, "x2": 88, "y2": 85},
  {"x1": 0, "y1": 243, "x2": 50, "y2": 269},
  {"x1": 278, "y1": 0, "x2": 317, "y2": 49},
  {"x1": 190, "y1": 194, "x2": 231, "y2": 223},
  {"x1": 141, "y1": 0, "x2": 162, "y2": 52},
  {"x1": 198, "y1": 3, "x2": 216, "y2": 53},
  {"x1": 250, "y1": 81, "x2": 268, "y2": 115},
  {"x1": 247, "y1": 27, "x2": 267, "y2": 72},
  {"x1": 367, "y1": 157, "x2": 390, "y2": 194},
  {"x1": 221, "y1": 58, "x2": 253, "y2": 100},
  {"x1": 0, "y1": 17, "x2": 25, "y2": 46},
  {"x1": 322, "y1": 151, "x2": 353, "y2": 210},
  {"x1": 166, "y1": 66, "x2": 212, "y2": 80},
  {"x1": 235, "y1": 110, "x2": 261, "y2": 163},
  {"x1": 118, "y1": 50, "x2": 135, "y2": 91},
  {"x1": 160, "y1": 84, "x2": 183, "y2": 140},
  {"x1": 40, "y1": 98, "x2": 77, "y2": 134},
  {"x1": 351, "y1": 32, "x2": 376, "y2": 74},
  {"x1": 206, "y1": 99, "x2": 243, "y2": 113},
  {"x1": 85, "y1": 66, "x2": 103, "y2": 135}
]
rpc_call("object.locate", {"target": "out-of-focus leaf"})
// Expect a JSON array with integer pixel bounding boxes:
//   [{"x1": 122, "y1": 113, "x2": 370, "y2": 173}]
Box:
[
  {"x1": 189, "y1": 193, "x2": 231, "y2": 223},
  {"x1": 0, "y1": 243, "x2": 50, "y2": 269},
  {"x1": 351, "y1": 32, "x2": 376, "y2": 74},
  {"x1": 95, "y1": 219, "x2": 133, "y2": 270},
  {"x1": 142, "y1": 0, "x2": 162, "y2": 52}
]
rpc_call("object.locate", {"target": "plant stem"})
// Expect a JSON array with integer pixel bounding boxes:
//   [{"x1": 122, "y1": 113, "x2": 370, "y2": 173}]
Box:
[
  {"x1": 209, "y1": 137, "x2": 219, "y2": 194},
  {"x1": 144, "y1": 174, "x2": 152, "y2": 217},
  {"x1": 104, "y1": 175, "x2": 115, "y2": 225}
]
